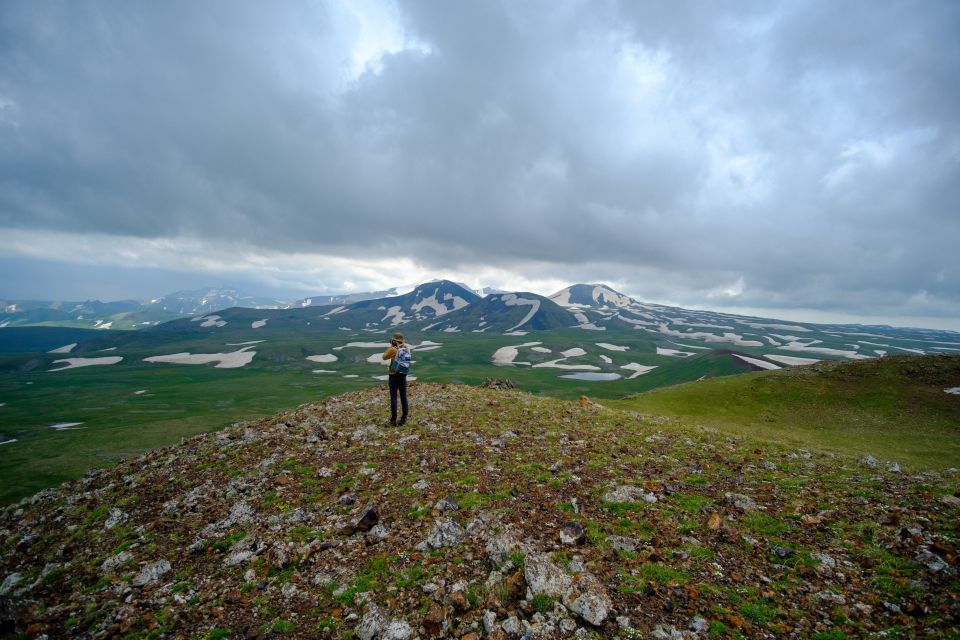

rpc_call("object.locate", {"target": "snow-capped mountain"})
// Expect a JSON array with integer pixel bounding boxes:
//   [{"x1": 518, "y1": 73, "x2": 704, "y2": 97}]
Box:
[
  {"x1": 144, "y1": 288, "x2": 290, "y2": 315},
  {"x1": 412, "y1": 292, "x2": 578, "y2": 334}
]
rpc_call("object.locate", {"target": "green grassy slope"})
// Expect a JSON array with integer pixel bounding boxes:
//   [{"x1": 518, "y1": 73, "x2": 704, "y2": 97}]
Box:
[{"x1": 606, "y1": 354, "x2": 960, "y2": 470}]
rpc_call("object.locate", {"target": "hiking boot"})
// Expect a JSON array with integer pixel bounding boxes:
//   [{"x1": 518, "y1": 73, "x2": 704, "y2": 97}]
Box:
[
  {"x1": 398, "y1": 419, "x2": 407, "y2": 426},
  {"x1": 388, "y1": 419, "x2": 397, "y2": 427}
]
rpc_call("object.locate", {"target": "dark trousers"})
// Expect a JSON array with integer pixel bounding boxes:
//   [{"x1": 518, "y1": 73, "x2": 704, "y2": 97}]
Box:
[{"x1": 388, "y1": 373, "x2": 408, "y2": 423}]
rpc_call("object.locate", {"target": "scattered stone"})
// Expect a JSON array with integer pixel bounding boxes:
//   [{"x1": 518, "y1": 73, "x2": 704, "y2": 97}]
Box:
[
  {"x1": 652, "y1": 624, "x2": 685, "y2": 639},
  {"x1": 434, "y1": 497, "x2": 459, "y2": 513},
  {"x1": 412, "y1": 479, "x2": 430, "y2": 491},
  {"x1": 338, "y1": 493, "x2": 357, "y2": 506},
  {"x1": 317, "y1": 467, "x2": 334, "y2": 478},
  {"x1": 772, "y1": 546, "x2": 794, "y2": 559},
  {"x1": 860, "y1": 455, "x2": 879, "y2": 467},
  {"x1": 887, "y1": 461, "x2": 902, "y2": 473},
  {"x1": 382, "y1": 620, "x2": 413, "y2": 640},
  {"x1": 559, "y1": 522, "x2": 585, "y2": 545},
  {"x1": 602, "y1": 485, "x2": 657, "y2": 504},
  {"x1": 811, "y1": 552, "x2": 836, "y2": 576},
  {"x1": 568, "y1": 573, "x2": 612, "y2": 626},
  {"x1": 101, "y1": 551, "x2": 133, "y2": 573},
  {"x1": 939, "y1": 494, "x2": 960, "y2": 507},
  {"x1": 917, "y1": 550, "x2": 949, "y2": 572},
  {"x1": 425, "y1": 518, "x2": 467, "y2": 549},
  {"x1": 812, "y1": 591, "x2": 847, "y2": 605},
  {"x1": 607, "y1": 535, "x2": 638, "y2": 552},
  {"x1": 132, "y1": 559, "x2": 171, "y2": 587},
  {"x1": 725, "y1": 492, "x2": 759, "y2": 512},
  {"x1": 0, "y1": 573, "x2": 22, "y2": 596},
  {"x1": 104, "y1": 508, "x2": 128, "y2": 530},
  {"x1": 524, "y1": 553, "x2": 573, "y2": 598},
  {"x1": 689, "y1": 616, "x2": 709, "y2": 633},
  {"x1": 357, "y1": 603, "x2": 388, "y2": 640}
]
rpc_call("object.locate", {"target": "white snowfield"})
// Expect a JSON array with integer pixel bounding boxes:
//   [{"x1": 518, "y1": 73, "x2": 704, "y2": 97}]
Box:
[
  {"x1": 144, "y1": 346, "x2": 255, "y2": 369},
  {"x1": 372, "y1": 375, "x2": 418, "y2": 381},
  {"x1": 382, "y1": 306, "x2": 405, "y2": 325},
  {"x1": 49, "y1": 422, "x2": 84, "y2": 430},
  {"x1": 0, "y1": 439, "x2": 16, "y2": 446},
  {"x1": 599, "y1": 355, "x2": 613, "y2": 364},
  {"x1": 620, "y1": 363, "x2": 658, "y2": 378},
  {"x1": 333, "y1": 342, "x2": 391, "y2": 351},
  {"x1": 857, "y1": 340, "x2": 925, "y2": 355},
  {"x1": 740, "y1": 322, "x2": 810, "y2": 332},
  {"x1": 592, "y1": 285, "x2": 632, "y2": 307},
  {"x1": 596, "y1": 343, "x2": 629, "y2": 352},
  {"x1": 500, "y1": 294, "x2": 541, "y2": 332},
  {"x1": 657, "y1": 347, "x2": 695, "y2": 358},
  {"x1": 670, "y1": 342, "x2": 709, "y2": 350},
  {"x1": 321, "y1": 306, "x2": 348, "y2": 317},
  {"x1": 306, "y1": 354, "x2": 338, "y2": 363},
  {"x1": 312, "y1": 369, "x2": 336, "y2": 374},
  {"x1": 763, "y1": 336, "x2": 783, "y2": 346},
  {"x1": 658, "y1": 324, "x2": 764, "y2": 347},
  {"x1": 616, "y1": 314, "x2": 657, "y2": 327},
  {"x1": 777, "y1": 340, "x2": 871, "y2": 359},
  {"x1": 531, "y1": 347, "x2": 552, "y2": 353},
  {"x1": 503, "y1": 331, "x2": 528, "y2": 336},
  {"x1": 560, "y1": 347, "x2": 587, "y2": 358},
  {"x1": 945, "y1": 387, "x2": 960, "y2": 395},
  {"x1": 49, "y1": 356, "x2": 123, "y2": 371},
  {"x1": 733, "y1": 354, "x2": 782, "y2": 370},
  {"x1": 48, "y1": 343, "x2": 77, "y2": 354},
  {"x1": 549, "y1": 288, "x2": 572, "y2": 306},
  {"x1": 764, "y1": 354, "x2": 820, "y2": 366},
  {"x1": 492, "y1": 342, "x2": 542, "y2": 365},
  {"x1": 251, "y1": 319, "x2": 268, "y2": 329},
  {"x1": 226, "y1": 340, "x2": 265, "y2": 346},
  {"x1": 190, "y1": 315, "x2": 227, "y2": 328},
  {"x1": 670, "y1": 321, "x2": 735, "y2": 330},
  {"x1": 533, "y1": 360, "x2": 601, "y2": 371},
  {"x1": 367, "y1": 353, "x2": 391, "y2": 364}
]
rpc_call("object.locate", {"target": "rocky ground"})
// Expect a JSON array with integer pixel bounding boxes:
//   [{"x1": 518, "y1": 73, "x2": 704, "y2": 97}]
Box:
[{"x1": 1, "y1": 382, "x2": 958, "y2": 639}]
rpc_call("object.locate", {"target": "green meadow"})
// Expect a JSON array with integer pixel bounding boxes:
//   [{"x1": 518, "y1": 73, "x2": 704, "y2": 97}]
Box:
[{"x1": 2, "y1": 325, "x2": 958, "y2": 504}]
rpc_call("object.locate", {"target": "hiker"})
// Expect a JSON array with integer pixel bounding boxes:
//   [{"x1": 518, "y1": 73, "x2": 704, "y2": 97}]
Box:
[{"x1": 382, "y1": 332, "x2": 411, "y2": 426}]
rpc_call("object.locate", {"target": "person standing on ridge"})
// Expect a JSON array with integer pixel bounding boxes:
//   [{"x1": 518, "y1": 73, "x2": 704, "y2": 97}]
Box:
[{"x1": 382, "y1": 332, "x2": 411, "y2": 426}]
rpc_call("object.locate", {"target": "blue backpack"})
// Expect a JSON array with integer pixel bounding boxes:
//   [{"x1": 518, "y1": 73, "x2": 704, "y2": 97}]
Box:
[{"x1": 392, "y1": 344, "x2": 412, "y2": 375}]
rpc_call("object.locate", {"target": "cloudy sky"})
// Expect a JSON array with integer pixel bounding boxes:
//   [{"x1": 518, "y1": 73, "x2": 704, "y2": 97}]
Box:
[{"x1": 1, "y1": 1, "x2": 958, "y2": 329}]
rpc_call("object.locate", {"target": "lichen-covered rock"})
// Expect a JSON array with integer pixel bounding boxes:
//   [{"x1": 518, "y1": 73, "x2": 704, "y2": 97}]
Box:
[
  {"x1": 602, "y1": 485, "x2": 657, "y2": 504},
  {"x1": 724, "y1": 492, "x2": 759, "y2": 512},
  {"x1": 425, "y1": 518, "x2": 467, "y2": 549},
  {"x1": 524, "y1": 553, "x2": 572, "y2": 597},
  {"x1": 131, "y1": 559, "x2": 171, "y2": 587}
]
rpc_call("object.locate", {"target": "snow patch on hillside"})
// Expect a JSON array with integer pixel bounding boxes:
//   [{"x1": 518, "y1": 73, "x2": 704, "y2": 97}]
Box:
[
  {"x1": 48, "y1": 343, "x2": 77, "y2": 354},
  {"x1": 144, "y1": 347, "x2": 255, "y2": 369},
  {"x1": 777, "y1": 340, "x2": 871, "y2": 359},
  {"x1": 532, "y1": 360, "x2": 600, "y2": 371},
  {"x1": 492, "y1": 342, "x2": 541, "y2": 365},
  {"x1": 658, "y1": 325, "x2": 764, "y2": 347},
  {"x1": 596, "y1": 343, "x2": 629, "y2": 352},
  {"x1": 621, "y1": 363, "x2": 657, "y2": 378},
  {"x1": 764, "y1": 354, "x2": 820, "y2": 366},
  {"x1": 251, "y1": 319, "x2": 268, "y2": 329},
  {"x1": 499, "y1": 294, "x2": 541, "y2": 332},
  {"x1": 306, "y1": 354, "x2": 338, "y2": 363},
  {"x1": 333, "y1": 342, "x2": 391, "y2": 351},
  {"x1": 656, "y1": 347, "x2": 695, "y2": 357},
  {"x1": 945, "y1": 387, "x2": 960, "y2": 395},
  {"x1": 560, "y1": 347, "x2": 587, "y2": 358},
  {"x1": 741, "y1": 322, "x2": 810, "y2": 332},
  {"x1": 49, "y1": 356, "x2": 123, "y2": 371},
  {"x1": 592, "y1": 285, "x2": 632, "y2": 307},
  {"x1": 733, "y1": 354, "x2": 781, "y2": 370}
]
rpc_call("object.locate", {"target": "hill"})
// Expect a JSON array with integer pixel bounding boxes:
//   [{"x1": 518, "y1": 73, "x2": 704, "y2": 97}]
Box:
[
  {"x1": 607, "y1": 354, "x2": 960, "y2": 470},
  {"x1": 0, "y1": 383, "x2": 957, "y2": 638}
]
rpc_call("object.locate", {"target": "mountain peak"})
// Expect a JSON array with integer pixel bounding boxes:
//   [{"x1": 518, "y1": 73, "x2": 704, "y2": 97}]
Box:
[{"x1": 549, "y1": 283, "x2": 634, "y2": 308}]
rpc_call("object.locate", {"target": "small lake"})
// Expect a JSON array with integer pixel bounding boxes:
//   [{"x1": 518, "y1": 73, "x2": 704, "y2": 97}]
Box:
[{"x1": 559, "y1": 372, "x2": 623, "y2": 381}]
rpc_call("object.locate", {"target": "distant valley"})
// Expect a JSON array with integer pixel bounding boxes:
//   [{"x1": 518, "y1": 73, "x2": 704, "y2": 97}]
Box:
[{"x1": 1, "y1": 279, "x2": 959, "y2": 504}]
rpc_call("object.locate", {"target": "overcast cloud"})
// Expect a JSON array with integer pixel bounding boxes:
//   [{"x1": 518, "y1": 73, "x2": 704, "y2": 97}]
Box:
[{"x1": 1, "y1": 0, "x2": 958, "y2": 328}]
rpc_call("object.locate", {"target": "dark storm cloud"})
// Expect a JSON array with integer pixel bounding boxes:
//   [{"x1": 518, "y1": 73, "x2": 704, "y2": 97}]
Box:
[{"x1": 1, "y1": 0, "x2": 958, "y2": 321}]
